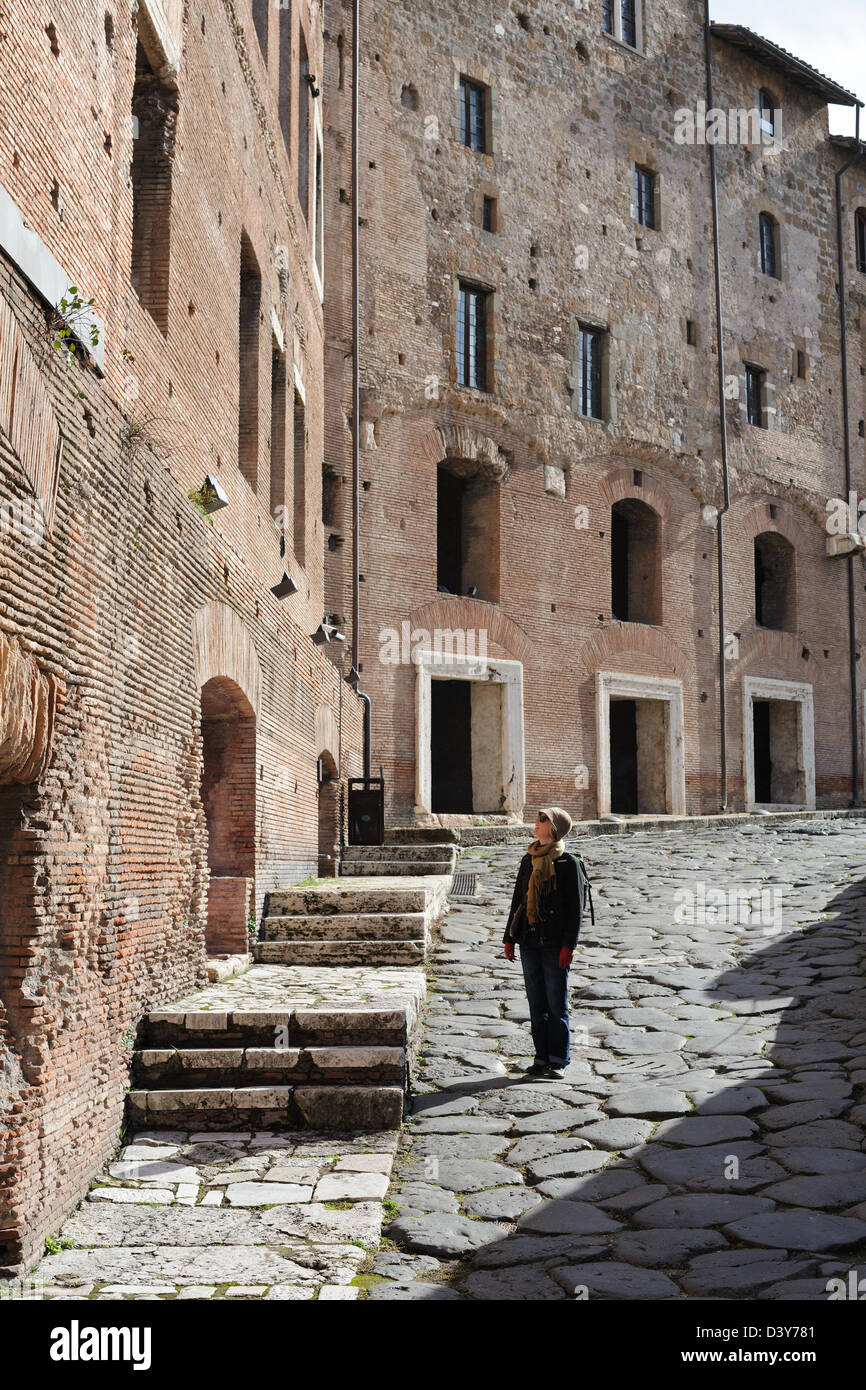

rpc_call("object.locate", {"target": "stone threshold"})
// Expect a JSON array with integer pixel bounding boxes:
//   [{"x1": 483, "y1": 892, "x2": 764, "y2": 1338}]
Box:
[{"x1": 454, "y1": 807, "x2": 866, "y2": 845}]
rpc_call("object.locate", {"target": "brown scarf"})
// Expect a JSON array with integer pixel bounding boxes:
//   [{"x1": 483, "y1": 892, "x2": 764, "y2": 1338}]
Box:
[{"x1": 526, "y1": 837, "x2": 564, "y2": 924}]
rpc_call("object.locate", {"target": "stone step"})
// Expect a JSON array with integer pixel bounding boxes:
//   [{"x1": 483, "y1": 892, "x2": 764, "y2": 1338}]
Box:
[
  {"x1": 127, "y1": 1084, "x2": 404, "y2": 1132},
  {"x1": 385, "y1": 826, "x2": 460, "y2": 844},
  {"x1": 260, "y1": 912, "x2": 427, "y2": 941},
  {"x1": 143, "y1": 1007, "x2": 408, "y2": 1049},
  {"x1": 339, "y1": 859, "x2": 453, "y2": 877},
  {"x1": 268, "y1": 885, "x2": 430, "y2": 915},
  {"x1": 254, "y1": 939, "x2": 425, "y2": 967},
  {"x1": 133, "y1": 1045, "x2": 405, "y2": 1088},
  {"x1": 344, "y1": 843, "x2": 458, "y2": 863}
]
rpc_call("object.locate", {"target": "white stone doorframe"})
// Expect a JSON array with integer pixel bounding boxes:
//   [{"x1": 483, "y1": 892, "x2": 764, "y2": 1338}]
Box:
[
  {"x1": 596, "y1": 671, "x2": 686, "y2": 818},
  {"x1": 743, "y1": 676, "x2": 815, "y2": 810},
  {"x1": 415, "y1": 651, "x2": 525, "y2": 816}
]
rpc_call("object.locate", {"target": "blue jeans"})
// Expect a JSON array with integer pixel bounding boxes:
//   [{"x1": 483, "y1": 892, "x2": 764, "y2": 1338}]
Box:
[{"x1": 519, "y1": 942, "x2": 571, "y2": 1067}]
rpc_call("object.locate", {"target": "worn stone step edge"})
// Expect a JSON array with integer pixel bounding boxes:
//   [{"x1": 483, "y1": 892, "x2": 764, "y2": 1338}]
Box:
[
  {"x1": 143, "y1": 1007, "x2": 411, "y2": 1047},
  {"x1": 127, "y1": 1085, "x2": 405, "y2": 1131},
  {"x1": 261, "y1": 912, "x2": 427, "y2": 941},
  {"x1": 341, "y1": 845, "x2": 458, "y2": 861},
  {"x1": 254, "y1": 941, "x2": 425, "y2": 965},
  {"x1": 385, "y1": 826, "x2": 460, "y2": 844},
  {"x1": 339, "y1": 861, "x2": 452, "y2": 876},
  {"x1": 267, "y1": 887, "x2": 431, "y2": 914},
  {"x1": 134, "y1": 1045, "x2": 405, "y2": 1087}
]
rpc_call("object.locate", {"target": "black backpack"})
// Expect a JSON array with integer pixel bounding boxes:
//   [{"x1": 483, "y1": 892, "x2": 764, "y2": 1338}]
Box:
[{"x1": 575, "y1": 854, "x2": 595, "y2": 926}]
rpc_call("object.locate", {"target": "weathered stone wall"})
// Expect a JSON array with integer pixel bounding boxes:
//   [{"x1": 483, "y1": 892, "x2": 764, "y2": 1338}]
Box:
[
  {"x1": 323, "y1": 0, "x2": 866, "y2": 821},
  {"x1": 0, "y1": 0, "x2": 363, "y2": 1275}
]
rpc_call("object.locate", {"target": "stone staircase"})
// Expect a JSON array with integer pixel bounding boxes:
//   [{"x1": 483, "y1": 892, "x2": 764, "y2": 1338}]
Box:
[
  {"x1": 128, "y1": 1006, "x2": 408, "y2": 1133},
  {"x1": 254, "y1": 883, "x2": 436, "y2": 967},
  {"x1": 339, "y1": 842, "x2": 459, "y2": 877}
]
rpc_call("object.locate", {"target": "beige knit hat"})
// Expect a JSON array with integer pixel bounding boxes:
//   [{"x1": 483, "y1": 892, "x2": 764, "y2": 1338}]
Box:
[{"x1": 538, "y1": 806, "x2": 573, "y2": 842}]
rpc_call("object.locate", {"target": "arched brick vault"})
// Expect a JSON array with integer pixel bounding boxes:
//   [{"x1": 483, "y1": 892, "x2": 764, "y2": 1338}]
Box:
[
  {"x1": 192, "y1": 602, "x2": 262, "y2": 716},
  {"x1": 574, "y1": 624, "x2": 691, "y2": 681},
  {"x1": 408, "y1": 598, "x2": 534, "y2": 666},
  {"x1": 729, "y1": 495, "x2": 817, "y2": 553},
  {"x1": 315, "y1": 704, "x2": 340, "y2": 765},
  {"x1": 410, "y1": 415, "x2": 547, "y2": 478},
  {"x1": 599, "y1": 466, "x2": 676, "y2": 522},
  {"x1": 737, "y1": 627, "x2": 803, "y2": 671}
]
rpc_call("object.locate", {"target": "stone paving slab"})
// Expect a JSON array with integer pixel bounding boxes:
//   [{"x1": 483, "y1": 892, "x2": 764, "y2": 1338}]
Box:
[{"x1": 365, "y1": 825, "x2": 866, "y2": 1301}]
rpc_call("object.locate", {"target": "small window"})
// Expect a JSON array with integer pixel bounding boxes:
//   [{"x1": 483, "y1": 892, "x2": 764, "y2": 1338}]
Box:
[
  {"x1": 856, "y1": 209, "x2": 866, "y2": 274},
  {"x1": 456, "y1": 282, "x2": 489, "y2": 391},
  {"x1": 459, "y1": 76, "x2": 487, "y2": 153},
  {"x1": 759, "y1": 212, "x2": 779, "y2": 278},
  {"x1": 795, "y1": 349, "x2": 807, "y2": 380},
  {"x1": 686, "y1": 319, "x2": 697, "y2": 346},
  {"x1": 577, "y1": 324, "x2": 604, "y2": 419},
  {"x1": 759, "y1": 89, "x2": 776, "y2": 138},
  {"x1": 603, "y1": 0, "x2": 640, "y2": 51},
  {"x1": 745, "y1": 364, "x2": 766, "y2": 428},
  {"x1": 401, "y1": 84, "x2": 419, "y2": 111},
  {"x1": 620, "y1": 0, "x2": 637, "y2": 48},
  {"x1": 252, "y1": 0, "x2": 268, "y2": 61},
  {"x1": 635, "y1": 166, "x2": 655, "y2": 228},
  {"x1": 482, "y1": 195, "x2": 497, "y2": 232}
]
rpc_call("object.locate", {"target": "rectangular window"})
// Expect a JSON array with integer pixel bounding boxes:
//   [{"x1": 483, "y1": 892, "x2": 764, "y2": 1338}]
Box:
[
  {"x1": 759, "y1": 89, "x2": 776, "y2": 137},
  {"x1": 460, "y1": 76, "x2": 487, "y2": 153},
  {"x1": 577, "y1": 325, "x2": 603, "y2": 419},
  {"x1": 686, "y1": 319, "x2": 697, "y2": 346},
  {"x1": 856, "y1": 210, "x2": 866, "y2": 274},
  {"x1": 270, "y1": 340, "x2": 287, "y2": 520},
  {"x1": 130, "y1": 39, "x2": 178, "y2": 335},
  {"x1": 298, "y1": 32, "x2": 310, "y2": 218},
  {"x1": 238, "y1": 233, "x2": 262, "y2": 489},
  {"x1": 293, "y1": 386, "x2": 306, "y2": 562},
  {"x1": 482, "y1": 195, "x2": 496, "y2": 232},
  {"x1": 635, "y1": 166, "x2": 655, "y2": 228},
  {"x1": 456, "y1": 283, "x2": 488, "y2": 391},
  {"x1": 760, "y1": 213, "x2": 778, "y2": 278},
  {"x1": 796, "y1": 349, "x2": 807, "y2": 380},
  {"x1": 620, "y1": 0, "x2": 637, "y2": 48},
  {"x1": 278, "y1": 1, "x2": 291, "y2": 151},
  {"x1": 745, "y1": 365, "x2": 766, "y2": 428},
  {"x1": 602, "y1": 0, "x2": 614, "y2": 34},
  {"x1": 252, "y1": 0, "x2": 268, "y2": 61},
  {"x1": 313, "y1": 125, "x2": 324, "y2": 283}
]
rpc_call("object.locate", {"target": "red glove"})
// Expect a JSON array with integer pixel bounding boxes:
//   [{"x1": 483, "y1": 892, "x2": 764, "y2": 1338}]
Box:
[
  {"x1": 558, "y1": 946, "x2": 573, "y2": 969},
  {"x1": 504, "y1": 941, "x2": 515, "y2": 962}
]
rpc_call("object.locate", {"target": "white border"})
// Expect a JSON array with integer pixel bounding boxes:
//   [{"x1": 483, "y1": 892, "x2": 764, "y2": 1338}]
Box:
[
  {"x1": 596, "y1": 670, "x2": 686, "y2": 817},
  {"x1": 414, "y1": 651, "x2": 525, "y2": 816},
  {"x1": 742, "y1": 675, "x2": 815, "y2": 810}
]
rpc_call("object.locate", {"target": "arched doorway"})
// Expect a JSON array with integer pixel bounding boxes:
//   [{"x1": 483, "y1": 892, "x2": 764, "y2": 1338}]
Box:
[
  {"x1": 201, "y1": 676, "x2": 256, "y2": 955},
  {"x1": 317, "y1": 751, "x2": 339, "y2": 877}
]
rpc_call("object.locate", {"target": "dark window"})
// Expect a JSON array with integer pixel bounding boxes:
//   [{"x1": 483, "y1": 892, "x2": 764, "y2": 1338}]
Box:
[
  {"x1": 482, "y1": 195, "x2": 496, "y2": 232},
  {"x1": 437, "y1": 467, "x2": 464, "y2": 592},
  {"x1": 130, "y1": 40, "x2": 178, "y2": 335},
  {"x1": 238, "y1": 234, "x2": 262, "y2": 490},
  {"x1": 686, "y1": 319, "x2": 697, "y2": 346},
  {"x1": 611, "y1": 499, "x2": 662, "y2": 625},
  {"x1": 755, "y1": 532, "x2": 796, "y2": 630},
  {"x1": 293, "y1": 388, "x2": 306, "y2": 562},
  {"x1": 278, "y1": 2, "x2": 291, "y2": 150},
  {"x1": 856, "y1": 209, "x2": 866, "y2": 273},
  {"x1": 298, "y1": 32, "x2": 310, "y2": 218},
  {"x1": 314, "y1": 139, "x2": 323, "y2": 279},
  {"x1": 620, "y1": 0, "x2": 636, "y2": 47},
  {"x1": 252, "y1": 0, "x2": 268, "y2": 60},
  {"x1": 635, "y1": 166, "x2": 655, "y2": 228},
  {"x1": 270, "y1": 341, "x2": 287, "y2": 519},
  {"x1": 577, "y1": 325, "x2": 603, "y2": 418},
  {"x1": 745, "y1": 365, "x2": 766, "y2": 427},
  {"x1": 759, "y1": 89, "x2": 776, "y2": 137},
  {"x1": 460, "y1": 76, "x2": 487, "y2": 153},
  {"x1": 456, "y1": 283, "x2": 488, "y2": 390},
  {"x1": 796, "y1": 349, "x2": 807, "y2": 379},
  {"x1": 322, "y1": 467, "x2": 340, "y2": 528},
  {"x1": 760, "y1": 212, "x2": 778, "y2": 278},
  {"x1": 602, "y1": 0, "x2": 614, "y2": 33}
]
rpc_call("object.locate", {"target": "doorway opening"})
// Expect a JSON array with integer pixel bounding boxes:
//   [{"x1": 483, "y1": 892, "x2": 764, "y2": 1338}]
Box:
[
  {"x1": 609, "y1": 696, "x2": 669, "y2": 814},
  {"x1": 201, "y1": 676, "x2": 256, "y2": 954},
  {"x1": 752, "y1": 698, "x2": 804, "y2": 805},
  {"x1": 430, "y1": 676, "x2": 505, "y2": 812},
  {"x1": 317, "y1": 751, "x2": 340, "y2": 876}
]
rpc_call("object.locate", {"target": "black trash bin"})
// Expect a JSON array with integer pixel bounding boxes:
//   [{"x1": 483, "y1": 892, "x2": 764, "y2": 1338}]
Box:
[{"x1": 347, "y1": 775, "x2": 384, "y2": 845}]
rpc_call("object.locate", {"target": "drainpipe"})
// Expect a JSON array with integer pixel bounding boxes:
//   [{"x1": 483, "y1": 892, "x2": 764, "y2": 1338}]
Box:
[
  {"x1": 834, "y1": 102, "x2": 864, "y2": 805},
  {"x1": 705, "y1": 4, "x2": 731, "y2": 810},
  {"x1": 347, "y1": 0, "x2": 372, "y2": 782}
]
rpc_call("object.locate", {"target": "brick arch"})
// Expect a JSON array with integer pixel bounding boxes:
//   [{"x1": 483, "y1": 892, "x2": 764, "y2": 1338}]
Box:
[
  {"x1": 416, "y1": 422, "x2": 509, "y2": 480},
  {"x1": 729, "y1": 495, "x2": 817, "y2": 551},
  {"x1": 598, "y1": 465, "x2": 675, "y2": 523},
  {"x1": 314, "y1": 704, "x2": 340, "y2": 765},
  {"x1": 737, "y1": 627, "x2": 804, "y2": 671},
  {"x1": 192, "y1": 602, "x2": 262, "y2": 715},
  {"x1": 574, "y1": 623, "x2": 690, "y2": 681},
  {"x1": 407, "y1": 598, "x2": 534, "y2": 666}
]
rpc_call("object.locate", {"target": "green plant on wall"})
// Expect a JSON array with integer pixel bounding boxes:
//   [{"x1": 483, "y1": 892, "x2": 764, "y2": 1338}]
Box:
[
  {"x1": 50, "y1": 288, "x2": 100, "y2": 395},
  {"x1": 188, "y1": 480, "x2": 220, "y2": 523}
]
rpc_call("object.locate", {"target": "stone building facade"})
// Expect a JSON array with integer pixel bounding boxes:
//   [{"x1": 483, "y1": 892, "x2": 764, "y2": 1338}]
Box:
[
  {"x1": 323, "y1": 0, "x2": 866, "y2": 825},
  {"x1": 0, "y1": 0, "x2": 363, "y2": 1274}
]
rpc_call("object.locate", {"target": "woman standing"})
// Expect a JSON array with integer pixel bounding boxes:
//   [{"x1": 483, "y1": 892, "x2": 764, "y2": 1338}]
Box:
[{"x1": 503, "y1": 807, "x2": 582, "y2": 1080}]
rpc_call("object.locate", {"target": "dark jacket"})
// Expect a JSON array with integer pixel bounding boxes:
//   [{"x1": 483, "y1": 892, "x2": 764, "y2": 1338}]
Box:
[{"x1": 503, "y1": 851, "x2": 583, "y2": 950}]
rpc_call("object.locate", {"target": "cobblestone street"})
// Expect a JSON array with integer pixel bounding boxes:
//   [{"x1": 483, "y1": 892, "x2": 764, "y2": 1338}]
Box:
[{"x1": 368, "y1": 821, "x2": 866, "y2": 1300}]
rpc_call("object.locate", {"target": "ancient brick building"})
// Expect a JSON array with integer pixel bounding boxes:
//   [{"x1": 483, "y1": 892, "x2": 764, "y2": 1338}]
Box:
[
  {"x1": 323, "y1": 0, "x2": 866, "y2": 825},
  {"x1": 0, "y1": 0, "x2": 363, "y2": 1274}
]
